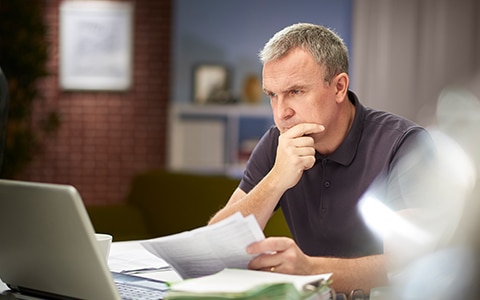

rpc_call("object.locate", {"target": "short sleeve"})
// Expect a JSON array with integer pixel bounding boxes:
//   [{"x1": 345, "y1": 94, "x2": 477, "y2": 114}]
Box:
[{"x1": 238, "y1": 126, "x2": 279, "y2": 194}]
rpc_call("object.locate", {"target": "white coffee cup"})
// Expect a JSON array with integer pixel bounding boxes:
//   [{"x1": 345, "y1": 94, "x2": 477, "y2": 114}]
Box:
[{"x1": 95, "y1": 233, "x2": 113, "y2": 262}]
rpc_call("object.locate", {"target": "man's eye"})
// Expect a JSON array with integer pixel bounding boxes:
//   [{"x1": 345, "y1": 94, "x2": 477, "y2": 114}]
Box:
[{"x1": 290, "y1": 90, "x2": 301, "y2": 95}]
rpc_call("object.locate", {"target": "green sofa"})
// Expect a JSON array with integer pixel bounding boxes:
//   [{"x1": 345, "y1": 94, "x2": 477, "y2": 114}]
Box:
[{"x1": 86, "y1": 169, "x2": 291, "y2": 242}]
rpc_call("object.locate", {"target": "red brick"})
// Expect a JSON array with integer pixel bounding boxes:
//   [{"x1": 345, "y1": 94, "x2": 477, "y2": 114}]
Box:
[{"x1": 21, "y1": 0, "x2": 171, "y2": 205}]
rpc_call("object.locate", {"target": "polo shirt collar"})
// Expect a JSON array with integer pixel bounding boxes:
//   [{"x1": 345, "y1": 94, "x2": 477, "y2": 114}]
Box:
[{"x1": 317, "y1": 90, "x2": 364, "y2": 166}]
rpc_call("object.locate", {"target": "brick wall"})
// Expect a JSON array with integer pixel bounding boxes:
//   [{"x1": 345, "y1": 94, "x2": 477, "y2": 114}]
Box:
[{"x1": 22, "y1": 0, "x2": 172, "y2": 205}]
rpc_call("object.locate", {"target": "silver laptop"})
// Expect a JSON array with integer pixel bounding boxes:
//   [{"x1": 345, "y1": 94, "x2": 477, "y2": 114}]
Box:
[{"x1": 0, "y1": 179, "x2": 167, "y2": 300}]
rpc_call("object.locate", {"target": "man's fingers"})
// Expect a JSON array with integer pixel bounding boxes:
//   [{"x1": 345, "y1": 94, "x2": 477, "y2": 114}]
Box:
[
  {"x1": 295, "y1": 146, "x2": 316, "y2": 157},
  {"x1": 301, "y1": 156, "x2": 316, "y2": 171},
  {"x1": 291, "y1": 136, "x2": 316, "y2": 148},
  {"x1": 283, "y1": 123, "x2": 325, "y2": 138},
  {"x1": 247, "y1": 237, "x2": 292, "y2": 255}
]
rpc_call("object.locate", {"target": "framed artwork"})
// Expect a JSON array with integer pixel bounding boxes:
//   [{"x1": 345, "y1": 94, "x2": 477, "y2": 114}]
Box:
[
  {"x1": 59, "y1": 1, "x2": 134, "y2": 91},
  {"x1": 193, "y1": 64, "x2": 231, "y2": 104}
]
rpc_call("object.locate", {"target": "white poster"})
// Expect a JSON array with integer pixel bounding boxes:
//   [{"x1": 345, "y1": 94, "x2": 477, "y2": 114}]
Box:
[{"x1": 60, "y1": 1, "x2": 134, "y2": 91}]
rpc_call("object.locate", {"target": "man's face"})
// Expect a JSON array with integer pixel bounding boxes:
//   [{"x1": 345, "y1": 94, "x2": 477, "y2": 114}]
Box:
[{"x1": 262, "y1": 48, "x2": 338, "y2": 137}]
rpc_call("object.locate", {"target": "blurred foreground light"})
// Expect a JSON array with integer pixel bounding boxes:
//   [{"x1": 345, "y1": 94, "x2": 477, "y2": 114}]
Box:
[
  {"x1": 397, "y1": 246, "x2": 475, "y2": 299},
  {"x1": 359, "y1": 82, "x2": 480, "y2": 299},
  {"x1": 359, "y1": 129, "x2": 476, "y2": 257},
  {"x1": 359, "y1": 195, "x2": 432, "y2": 246}
]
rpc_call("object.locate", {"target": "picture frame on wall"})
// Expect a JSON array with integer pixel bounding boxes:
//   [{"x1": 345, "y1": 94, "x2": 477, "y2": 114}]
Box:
[
  {"x1": 59, "y1": 1, "x2": 134, "y2": 91},
  {"x1": 193, "y1": 64, "x2": 231, "y2": 104}
]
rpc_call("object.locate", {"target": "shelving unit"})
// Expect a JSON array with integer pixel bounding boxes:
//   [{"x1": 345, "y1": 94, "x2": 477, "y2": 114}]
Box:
[{"x1": 168, "y1": 104, "x2": 273, "y2": 177}]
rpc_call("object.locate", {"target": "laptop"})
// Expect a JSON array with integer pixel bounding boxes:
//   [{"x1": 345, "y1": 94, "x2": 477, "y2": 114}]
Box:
[{"x1": 0, "y1": 179, "x2": 168, "y2": 300}]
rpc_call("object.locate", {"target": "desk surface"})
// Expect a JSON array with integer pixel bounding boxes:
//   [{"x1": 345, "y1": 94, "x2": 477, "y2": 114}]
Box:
[{"x1": 0, "y1": 240, "x2": 181, "y2": 299}]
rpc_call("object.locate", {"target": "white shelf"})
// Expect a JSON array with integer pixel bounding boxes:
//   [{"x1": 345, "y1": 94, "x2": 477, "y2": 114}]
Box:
[
  {"x1": 168, "y1": 104, "x2": 273, "y2": 177},
  {"x1": 173, "y1": 103, "x2": 272, "y2": 117}
]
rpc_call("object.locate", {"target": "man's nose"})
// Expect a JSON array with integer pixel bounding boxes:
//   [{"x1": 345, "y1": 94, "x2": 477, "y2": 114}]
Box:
[{"x1": 275, "y1": 99, "x2": 295, "y2": 120}]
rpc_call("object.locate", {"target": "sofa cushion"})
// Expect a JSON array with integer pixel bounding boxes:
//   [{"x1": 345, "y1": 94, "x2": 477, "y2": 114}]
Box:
[
  {"x1": 86, "y1": 204, "x2": 154, "y2": 241},
  {"x1": 87, "y1": 169, "x2": 292, "y2": 242},
  {"x1": 127, "y1": 170, "x2": 240, "y2": 237}
]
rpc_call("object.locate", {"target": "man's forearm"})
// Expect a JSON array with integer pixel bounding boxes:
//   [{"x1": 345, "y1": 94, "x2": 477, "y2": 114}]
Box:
[
  {"x1": 209, "y1": 171, "x2": 286, "y2": 228},
  {"x1": 311, "y1": 254, "x2": 388, "y2": 295}
]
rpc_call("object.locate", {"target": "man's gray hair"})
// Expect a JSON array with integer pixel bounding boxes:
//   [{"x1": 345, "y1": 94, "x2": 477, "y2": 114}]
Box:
[{"x1": 259, "y1": 23, "x2": 349, "y2": 83}]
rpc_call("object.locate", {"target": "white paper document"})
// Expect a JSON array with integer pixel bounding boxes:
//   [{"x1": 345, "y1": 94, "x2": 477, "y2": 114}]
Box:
[
  {"x1": 140, "y1": 212, "x2": 265, "y2": 279},
  {"x1": 108, "y1": 240, "x2": 171, "y2": 273}
]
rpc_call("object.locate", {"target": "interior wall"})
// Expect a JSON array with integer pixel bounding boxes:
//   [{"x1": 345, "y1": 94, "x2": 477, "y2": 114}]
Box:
[
  {"x1": 22, "y1": 0, "x2": 475, "y2": 205},
  {"x1": 19, "y1": 0, "x2": 354, "y2": 205},
  {"x1": 21, "y1": 0, "x2": 172, "y2": 205},
  {"x1": 171, "y1": 0, "x2": 353, "y2": 104}
]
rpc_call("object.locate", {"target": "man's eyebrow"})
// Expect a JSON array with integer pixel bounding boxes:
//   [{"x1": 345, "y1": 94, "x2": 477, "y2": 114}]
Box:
[
  {"x1": 264, "y1": 84, "x2": 307, "y2": 93},
  {"x1": 263, "y1": 87, "x2": 274, "y2": 95},
  {"x1": 263, "y1": 83, "x2": 310, "y2": 97},
  {"x1": 286, "y1": 84, "x2": 307, "y2": 91}
]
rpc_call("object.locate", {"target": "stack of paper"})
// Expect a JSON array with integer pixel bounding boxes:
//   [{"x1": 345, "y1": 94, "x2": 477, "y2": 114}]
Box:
[
  {"x1": 165, "y1": 268, "x2": 332, "y2": 300},
  {"x1": 141, "y1": 213, "x2": 265, "y2": 279}
]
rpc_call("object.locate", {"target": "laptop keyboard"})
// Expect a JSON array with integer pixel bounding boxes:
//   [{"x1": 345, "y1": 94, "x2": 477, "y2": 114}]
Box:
[
  {"x1": 112, "y1": 272, "x2": 168, "y2": 300},
  {"x1": 116, "y1": 281, "x2": 167, "y2": 300}
]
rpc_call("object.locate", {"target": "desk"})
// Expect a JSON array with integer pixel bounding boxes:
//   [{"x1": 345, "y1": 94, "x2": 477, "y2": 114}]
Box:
[
  {"x1": 0, "y1": 240, "x2": 181, "y2": 299},
  {"x1": 1, "y1": 241, "x2": 341, "y2": 300}
]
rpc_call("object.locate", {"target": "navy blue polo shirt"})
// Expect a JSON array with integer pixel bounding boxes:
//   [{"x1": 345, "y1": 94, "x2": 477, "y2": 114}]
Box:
[{"x1": 239, "y1": 91, "x2": 428, "y2": 258}]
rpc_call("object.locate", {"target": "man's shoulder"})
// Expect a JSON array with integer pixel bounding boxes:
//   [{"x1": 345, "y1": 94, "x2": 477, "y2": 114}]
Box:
[
  {"x1": 349, "y1": 90, "x2": 424, "y2": 135},
  {"x1": 362, "y1": 106, "x2": 424, "y2": 135}
]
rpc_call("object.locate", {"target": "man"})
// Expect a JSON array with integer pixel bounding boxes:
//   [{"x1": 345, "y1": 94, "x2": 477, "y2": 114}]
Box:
[{"x1": 209, "y1": 23, "x2": 428, "y2": 294}]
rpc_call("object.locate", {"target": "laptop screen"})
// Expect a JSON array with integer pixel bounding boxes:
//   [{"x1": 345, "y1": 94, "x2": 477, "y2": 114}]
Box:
[{"x1": 0, "y1": 179, "x2": 121, "y2": 300}]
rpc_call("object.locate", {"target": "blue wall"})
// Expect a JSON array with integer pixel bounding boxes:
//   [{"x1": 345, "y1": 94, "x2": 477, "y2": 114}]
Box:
[{"x1": 172, "y1": 0, "x2": 353, "y2": 104}]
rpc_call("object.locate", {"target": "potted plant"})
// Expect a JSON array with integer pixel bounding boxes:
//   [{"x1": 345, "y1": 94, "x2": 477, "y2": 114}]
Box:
[{"x1": 0, "y1": 1, "x2": 60, "y2": 178}]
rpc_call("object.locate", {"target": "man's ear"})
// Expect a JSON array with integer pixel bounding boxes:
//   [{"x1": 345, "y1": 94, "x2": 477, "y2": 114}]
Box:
[{"x1": 334, "y1": 73, "x2": 349, "y2": 102}]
